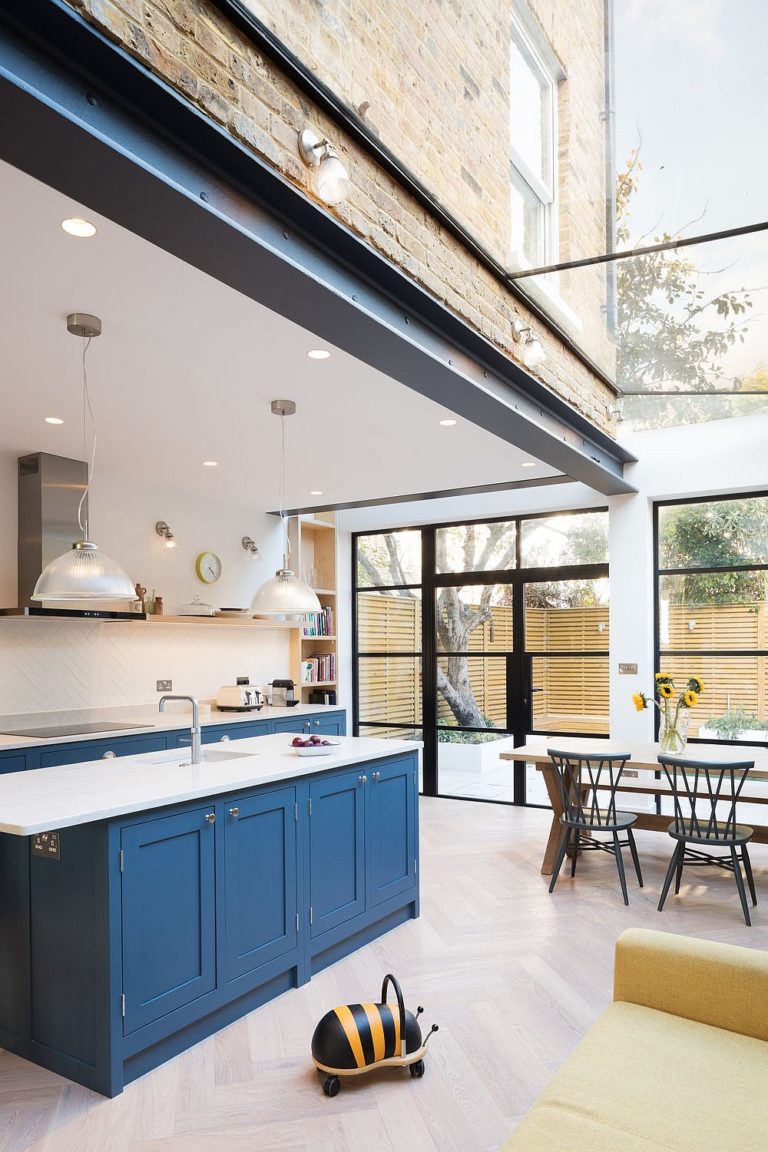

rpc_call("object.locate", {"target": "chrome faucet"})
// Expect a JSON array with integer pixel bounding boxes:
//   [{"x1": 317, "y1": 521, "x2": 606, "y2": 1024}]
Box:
[{"x1": 159, "y1": 695, "x2": 202, "y2": 765}]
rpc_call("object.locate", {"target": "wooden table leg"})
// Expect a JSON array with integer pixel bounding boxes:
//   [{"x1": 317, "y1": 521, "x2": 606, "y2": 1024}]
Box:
[{"x1": 540, "y1": 764, "x2": 564, "y2": 876}]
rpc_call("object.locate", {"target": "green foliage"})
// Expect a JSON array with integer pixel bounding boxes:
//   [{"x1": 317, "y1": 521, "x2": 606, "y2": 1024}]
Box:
[
  {"x1": 437, "y1": 717, "x2": 501, "y2": 744},
  {"x1": 705, "y1": 708, "x2": 766, "y2": 740},
  {"x1": 616, "y1": 151, "x2": 756, "y2": 430},
  {"x1": 659, "y1": 498, "x2": 768, "y2": 603}
]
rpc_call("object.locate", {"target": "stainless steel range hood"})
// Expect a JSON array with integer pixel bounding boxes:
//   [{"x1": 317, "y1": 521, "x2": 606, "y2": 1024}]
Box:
[
  {"x1": 0, "y1": 452, "x2": 142, "y2": 620},
  {"x1": 18, "y1": 452, "x2": 88, "y2": 606}
]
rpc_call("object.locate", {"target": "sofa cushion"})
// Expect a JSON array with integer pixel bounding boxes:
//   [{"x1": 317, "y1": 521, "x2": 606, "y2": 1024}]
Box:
[{"x1": 500, "y1": 1000, "x2": 768, "y2": 1152}]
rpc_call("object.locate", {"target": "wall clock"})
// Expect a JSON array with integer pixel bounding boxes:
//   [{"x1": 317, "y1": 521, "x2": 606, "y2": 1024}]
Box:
[{"x1": 195, "y1": 551, "x2": 222, "y2": 584}]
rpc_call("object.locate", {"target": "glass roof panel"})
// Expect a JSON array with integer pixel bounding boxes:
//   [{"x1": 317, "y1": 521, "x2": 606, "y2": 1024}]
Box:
[{"x1": 243, "y1": 1, "x2": 767, "y2": 419}]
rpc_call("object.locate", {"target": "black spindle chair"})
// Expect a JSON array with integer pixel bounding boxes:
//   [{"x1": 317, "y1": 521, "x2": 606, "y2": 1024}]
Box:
[
  {"x1": 547, "y1": 748, "x2": 643, "y2": 905},
  {"x1": 657, "y1": 756, "x2": 757, "y2": 926}
]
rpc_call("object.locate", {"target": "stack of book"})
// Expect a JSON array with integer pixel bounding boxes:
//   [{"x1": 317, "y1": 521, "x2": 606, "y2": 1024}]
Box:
[
  {"x1": 301, "y1": 606, "x2": 334, "y2": 636},
  {"x1": 301, "y1": 653, "x2": 336, "y2": 683}
]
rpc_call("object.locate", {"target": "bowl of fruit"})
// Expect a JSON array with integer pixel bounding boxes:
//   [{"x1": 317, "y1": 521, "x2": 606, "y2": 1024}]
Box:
[{"x1": 290, "y1": 735, "x2": 340, "y2": 756}]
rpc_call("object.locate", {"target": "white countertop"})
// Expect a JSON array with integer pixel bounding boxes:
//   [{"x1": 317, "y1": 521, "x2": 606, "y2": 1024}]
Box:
[
  {"x1": 0, "y1": 734, "x2": 422, "y2": 836},
  {"x1": 0, "y1": 703, "x2": 342, "y2": 751}
]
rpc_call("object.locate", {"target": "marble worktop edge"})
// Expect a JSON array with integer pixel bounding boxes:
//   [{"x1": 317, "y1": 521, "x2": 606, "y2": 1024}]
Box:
[{"x1": 0, "y1": 733, "x2": 422, "y2": 836}]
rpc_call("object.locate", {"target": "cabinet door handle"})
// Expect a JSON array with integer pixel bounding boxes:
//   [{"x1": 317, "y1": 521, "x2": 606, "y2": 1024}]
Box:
[
  {"x1": 221, "y1": 735, "x2": 231, "y2": 743},
  {"x1": 102, "y1": 750, "x2": 116, "y2": 759},
  {"x1": 372, "y1": 771, "x2": 380, "y2": 782},
  {"x1": 229, "y1": 807, "x2": 239, "y2": 818},
  {"x1": 204, "y1": 812, "x2": 216, "y2": 824},
  {"x1": 314, "y1": 719, "x2": 320, "y2": 726},
  {"x1": 359, "y1": 774, "x2": 367, "y2": 784}
]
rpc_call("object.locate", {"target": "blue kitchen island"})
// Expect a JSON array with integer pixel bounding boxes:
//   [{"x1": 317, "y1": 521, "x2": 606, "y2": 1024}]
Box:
[{"x1": 0, "y1": 733, "x2": 420, "y2": 1096}]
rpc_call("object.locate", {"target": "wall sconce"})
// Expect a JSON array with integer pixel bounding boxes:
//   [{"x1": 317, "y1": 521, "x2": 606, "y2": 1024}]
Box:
[
  {"x1": 298, "y1": 128, "x2": 352, "y2": 205},
  {"x1": 511, "y1": 318, "x2": 546, "y2": 370},
  {"x1": 155, "y1": 521, "x2": 177, "y2": 549},
  {"x1": 688, "y1": 619, "x2": 697, "y2": 631},
  {"x1": 242, "y1": 536, "x2": 261, "y2": 558}
]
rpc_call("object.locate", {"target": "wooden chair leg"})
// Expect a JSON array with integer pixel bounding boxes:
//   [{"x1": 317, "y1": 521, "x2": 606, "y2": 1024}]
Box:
[
  {"x1": 548, "y1": 827, "x2": 571, "y2": 894},
  {"x1": 612, "y1": 831, "x2": 629, "y2": 906},
  {"x1": 658, "y1": 843, "x2": 681, "y2": 912},
  {"x1": 627, "y1": 828, "x2": 643, "y2": 887},
  {"x1": 742, "y1": 844, "x2": 757, "y2": 907},
  {"x1": 731, "y1": 846, "x2": 752, "y2": 927},
  {"x1": 570, "y1": 830, "x2": 580, "y2": 877}
]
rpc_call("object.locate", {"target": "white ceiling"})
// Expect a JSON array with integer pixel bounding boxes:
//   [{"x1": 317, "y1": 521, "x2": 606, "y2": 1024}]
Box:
[{"x1": 0, "y1": 160, "x2": 561, "y2": 514}]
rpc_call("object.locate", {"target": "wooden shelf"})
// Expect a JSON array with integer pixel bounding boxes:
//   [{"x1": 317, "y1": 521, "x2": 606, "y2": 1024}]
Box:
[
  {"x1": 301, "y1": 634, "x2": 336, "y2": 641},
  {"x1": 300, "y1": 680, "x2": 337, "y2": 688},
  {"x1": 143, "y1": 615, "x2": 298, "y2": 629},
  {"x1": 311, "y1": 588, "x2": 336, "y2": 596}
]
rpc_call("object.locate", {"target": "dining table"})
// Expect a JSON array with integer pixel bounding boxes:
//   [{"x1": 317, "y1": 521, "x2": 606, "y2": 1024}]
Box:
[{"x1": 500, "y1": 737, "x2": 768, "y2": 874}]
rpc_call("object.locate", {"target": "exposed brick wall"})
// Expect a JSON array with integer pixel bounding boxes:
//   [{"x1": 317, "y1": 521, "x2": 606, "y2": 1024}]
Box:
[{"x1": 62, "y1": 0, "x2": 618, "y2": 435}]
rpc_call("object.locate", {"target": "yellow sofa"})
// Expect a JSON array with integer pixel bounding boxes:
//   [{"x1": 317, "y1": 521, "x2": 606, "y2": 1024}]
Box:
[{"x1": 501, "y1": 928, "x2": 768, "y2": 1152}]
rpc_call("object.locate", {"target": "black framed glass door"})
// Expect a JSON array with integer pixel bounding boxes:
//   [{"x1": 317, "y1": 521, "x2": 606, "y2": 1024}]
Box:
[{"x1": 353, "y1": 509, "x2": 609, "y2": 807}]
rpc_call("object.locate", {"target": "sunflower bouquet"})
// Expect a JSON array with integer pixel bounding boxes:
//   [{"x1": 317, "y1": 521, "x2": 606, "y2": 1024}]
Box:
[{"x1": 633, "y1": 673, "x2": 704, "y2": 753}]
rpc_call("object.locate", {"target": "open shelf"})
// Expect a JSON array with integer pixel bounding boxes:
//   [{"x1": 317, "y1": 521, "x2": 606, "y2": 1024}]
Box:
[{"x1": 144, "y1": 615, "x2": 298, "y2": 629}]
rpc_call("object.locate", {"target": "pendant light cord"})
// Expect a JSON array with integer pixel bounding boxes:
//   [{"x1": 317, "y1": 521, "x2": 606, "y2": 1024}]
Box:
[
  {"x1": 76, "y1": 335, "x2": 96, "y2": 539},
  {"x1": 279, "y1": 410, "x2": 292, "y2": 568}
]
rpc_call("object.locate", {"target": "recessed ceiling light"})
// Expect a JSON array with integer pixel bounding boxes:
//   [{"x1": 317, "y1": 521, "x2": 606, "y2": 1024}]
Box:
[
  {"x1": 521, "y1": 461, "x2": 537, "y2": 468},
  {"x1": 310, "y1": 490, "x2": 323, "y2": 496},
  {"x1": 439, "y1": 418, "x2": 457, "y2": 426},
  {"x1": 61, "y1": 217, "x2": 97, "y2": 238},
  {"x1": 307, "y1": 349, "x2": 331, "y2": 360},
  {"x1": 44, "y1": 416, "x2": 64, "y2": 425},
  {"x1": 202, "y1": 460, "x2": 219, "y2": 467}
]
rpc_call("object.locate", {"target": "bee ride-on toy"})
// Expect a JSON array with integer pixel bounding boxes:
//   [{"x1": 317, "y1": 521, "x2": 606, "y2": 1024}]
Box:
[{"x1": 311, "y1": 973, "x2": 439, "y2": 1097}]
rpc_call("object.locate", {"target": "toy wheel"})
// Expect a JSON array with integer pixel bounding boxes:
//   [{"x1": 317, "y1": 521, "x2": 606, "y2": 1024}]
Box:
[
  {"x1": 323, "y1": 1075, "x2": 341, "y2": 1097},
  {"x1": 409, "y1": 1059, "x2": 425, "y2": 1079}
]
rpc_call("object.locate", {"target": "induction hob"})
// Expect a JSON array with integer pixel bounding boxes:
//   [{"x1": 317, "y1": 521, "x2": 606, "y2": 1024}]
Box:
[{"x1": 0, "y1": 722, "x2": 154, "y2": 739}]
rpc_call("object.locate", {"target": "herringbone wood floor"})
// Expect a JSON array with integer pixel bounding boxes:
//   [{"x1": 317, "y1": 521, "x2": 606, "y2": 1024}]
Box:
[{"x1": 3, "y1": 798, "x2": 768, "y2": 1152}]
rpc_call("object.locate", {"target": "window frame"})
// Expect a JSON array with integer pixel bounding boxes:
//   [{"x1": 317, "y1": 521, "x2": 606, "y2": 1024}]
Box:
[
  {"x1": 654, "y1": 491, "x2": 768, "y2": 749},
  {"x1": 508, "y1": 8, "x2": 564, "y2": 272}
]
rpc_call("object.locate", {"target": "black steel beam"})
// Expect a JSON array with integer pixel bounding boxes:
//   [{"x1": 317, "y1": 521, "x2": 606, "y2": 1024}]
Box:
[{"x1": 0, "y1": 0, "x2": 636, "y2": 495}]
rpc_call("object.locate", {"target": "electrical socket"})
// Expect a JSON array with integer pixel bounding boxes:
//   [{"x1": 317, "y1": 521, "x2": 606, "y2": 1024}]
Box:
[{"x1": 156, "y1": 680, "x2": 172, "y2": 692}]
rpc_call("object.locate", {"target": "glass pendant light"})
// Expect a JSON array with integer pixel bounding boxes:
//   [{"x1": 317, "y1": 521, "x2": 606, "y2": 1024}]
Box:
[
  {"x1": 32, "y1": 314, "x2": 135, "y2": 602},
  {"x1": 251, "y1": 400, "x2": 321, "y2": 616}
]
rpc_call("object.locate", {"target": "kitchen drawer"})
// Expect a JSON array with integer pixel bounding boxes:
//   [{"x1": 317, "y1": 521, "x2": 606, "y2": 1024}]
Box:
[
  {"x1": 0, "y1": 750, "x2": 36, "y2": 774},
  {"x1": 169, "y1": 721, "x2": 270, "y2": 749},
  {"x1": 40, "y1": 734, "x2": 169, "y2": 768},
  {"x1": 271, "y1": 711, "x2": 345, "y2": 737}
]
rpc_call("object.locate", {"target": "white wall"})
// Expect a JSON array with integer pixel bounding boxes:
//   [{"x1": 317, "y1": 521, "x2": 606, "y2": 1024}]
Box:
[
  {"x1": 0, "y1": 462, "x2": 298, "y2": 716},
  {"x1": 609, "y1": 412, "x2": 768, "y2": 740}
]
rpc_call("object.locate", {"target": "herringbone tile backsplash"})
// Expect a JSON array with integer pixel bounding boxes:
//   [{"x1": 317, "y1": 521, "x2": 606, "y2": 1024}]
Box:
[{"x1": 0, "y1": 620, "x2": 290, "y2": 715}]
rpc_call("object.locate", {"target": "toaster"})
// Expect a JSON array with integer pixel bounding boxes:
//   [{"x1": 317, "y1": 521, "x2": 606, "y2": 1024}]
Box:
[{"x1": 217, "y1": 685, "x2": 263, "y2": 711}]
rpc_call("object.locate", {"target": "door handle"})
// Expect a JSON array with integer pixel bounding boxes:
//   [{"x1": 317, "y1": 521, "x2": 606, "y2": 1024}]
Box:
[
  {"x1": 229, "y1": 807, "x2": 239, "y2": 818},
  {"x1": 359, "y1": 774, "x2": 367, "y2": 784},
  {"x1": 372, "y1": 771, "x2": 380, "y2": 782},
  {"x1": 204, "y1": 812, "x2": 216, "y2": 824},
  {"x1": 102, "y1": 750, "x2": 116, "y2": 759}
]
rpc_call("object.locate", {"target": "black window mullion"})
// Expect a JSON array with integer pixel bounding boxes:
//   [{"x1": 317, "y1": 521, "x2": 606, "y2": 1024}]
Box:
[{"x1": 421, "y1": 527, "x2": 437, "y2": 796}]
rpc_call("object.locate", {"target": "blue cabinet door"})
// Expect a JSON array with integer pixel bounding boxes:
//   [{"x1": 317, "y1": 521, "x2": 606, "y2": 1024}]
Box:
[
  {"x1": 368, "y1": 757, "x2": 418, "y2": 908},
  {"x1": 306, "y1": 714, "x2": 346, "y2": 737},
  {"x1": 40, "y1": 734, "x2": 168, "y2": 768},
  {"x1": 222, "y1": 787, "x2": 297, "y2": 982},
  {"x1": 271, "y1": 712, "x2": 345, "y2": 737},
  {"x1": 0, "y1": 751, "x2": 35, "y2": 773},
  {"x1": 170, "y1": 721, "x2": 269, "y2": 749},
  {"x1": 121, "y1": 807, "x2": 216, "y2": 1034},
  {"x1": 309, "y1": 768, "x2": 365, "y2": 937},
  {"x1": 271, "y1": 715, "x2": 310, "y2": 735}
]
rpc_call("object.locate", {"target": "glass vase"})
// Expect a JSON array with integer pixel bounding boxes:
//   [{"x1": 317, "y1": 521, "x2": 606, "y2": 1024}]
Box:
[{"x1": 659, "y1": 710, "x2": 689, "y2": 754}]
